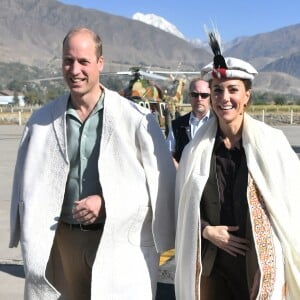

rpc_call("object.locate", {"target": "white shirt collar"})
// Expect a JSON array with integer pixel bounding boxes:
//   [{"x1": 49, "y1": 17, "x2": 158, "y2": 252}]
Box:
[{"x1": 189, "y1": 110, "x2": 210, "y2": 124}]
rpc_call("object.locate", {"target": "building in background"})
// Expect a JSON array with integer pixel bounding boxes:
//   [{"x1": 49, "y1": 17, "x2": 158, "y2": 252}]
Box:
[{"x1": 0, "y1": 90, "x2": 25, "y2": 106}]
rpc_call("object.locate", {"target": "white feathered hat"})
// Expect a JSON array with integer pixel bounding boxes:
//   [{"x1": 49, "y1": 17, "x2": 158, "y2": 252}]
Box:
[{"x1": 201, "y1": 29, "x2": 258, "y2": 81}]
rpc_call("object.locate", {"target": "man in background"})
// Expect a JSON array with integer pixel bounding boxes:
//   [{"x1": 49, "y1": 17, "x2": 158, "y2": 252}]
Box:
[
  {"x1": 174, "y1": 106, "x2": 181, "y2": 119},
  {"x1": 166, "y1": 78, "x2": 211, "y2": 166}
]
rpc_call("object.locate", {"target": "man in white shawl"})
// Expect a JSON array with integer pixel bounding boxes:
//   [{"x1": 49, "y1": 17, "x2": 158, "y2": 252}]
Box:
[
  {"x1": 10, "y1": 27, "x2": 176, "y2": 300},
  {"x1": 175, "y1": 29, "x2": 300, "y2": 300}
]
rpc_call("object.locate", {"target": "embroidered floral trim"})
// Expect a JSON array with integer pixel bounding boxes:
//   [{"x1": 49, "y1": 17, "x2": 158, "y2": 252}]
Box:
[{"x1": 248, "y1": 177, "x2": 276, "y2": 299}]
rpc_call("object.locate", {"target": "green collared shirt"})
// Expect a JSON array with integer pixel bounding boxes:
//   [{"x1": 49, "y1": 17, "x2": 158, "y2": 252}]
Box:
[{"x1": 61, "y1": 93, "x2": 104, "y2": 224}]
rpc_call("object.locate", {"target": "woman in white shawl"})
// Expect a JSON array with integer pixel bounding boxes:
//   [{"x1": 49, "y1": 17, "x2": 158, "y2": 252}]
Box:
[{"x1": 175, "y1": 30, "x2": 300, "y2": 300}]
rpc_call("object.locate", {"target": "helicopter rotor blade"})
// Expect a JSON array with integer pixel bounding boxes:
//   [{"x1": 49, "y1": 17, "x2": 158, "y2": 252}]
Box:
[
  {"x1": 138, "y1": 70, "x2": 169, "y2": 81},
  {"x1": 25, "y1": 76, "x2": 63, "y2": 83},
  {"x1": 110, "y1": 70, "x2": 169, "y2": 81},
  {"x1": 115, "y1": 71, "x2": 132, "y2": 75},
  {"x1": 101, "y1": 67, "x2": 200, "y2": 82},
  {"x1": 150, "y1": 71, "x2": 201, "y2": 75}
]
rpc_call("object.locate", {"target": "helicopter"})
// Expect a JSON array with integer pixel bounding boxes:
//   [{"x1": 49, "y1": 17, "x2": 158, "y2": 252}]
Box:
[
  {"x1": 118, "y1": 67, "x2": 166, "y2": 102},
  {"x1": 107, "y1": 66, "x2": 200, "y2": 126}
]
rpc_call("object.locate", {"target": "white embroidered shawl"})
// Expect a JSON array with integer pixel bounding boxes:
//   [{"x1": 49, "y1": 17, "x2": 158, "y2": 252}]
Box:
[{"x1": 175, "y1": 113, "x2": 300, "y2": 299}]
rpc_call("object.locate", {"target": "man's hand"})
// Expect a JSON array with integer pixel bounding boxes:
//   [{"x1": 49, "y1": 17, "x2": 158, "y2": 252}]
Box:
[
  {"x1": 202, "y1": 225, "x2": 250, "y2": 256},
  {"x1": 72, "y1": 195, "x2": 105, "y2": 225}
]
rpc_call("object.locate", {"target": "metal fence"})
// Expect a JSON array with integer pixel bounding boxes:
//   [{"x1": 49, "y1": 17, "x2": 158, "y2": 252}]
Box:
[
  {"x1": 1, "y1": 106, "x2": 300, "y2": 126},
  {"x1": 249, "y1": 110, "x2": 300, "y2": 125}
]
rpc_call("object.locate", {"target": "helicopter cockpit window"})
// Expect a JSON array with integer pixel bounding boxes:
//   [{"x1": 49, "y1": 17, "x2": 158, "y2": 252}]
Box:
[{"x1": 165, "y1": 80, "x2": 179, "y2": 97}]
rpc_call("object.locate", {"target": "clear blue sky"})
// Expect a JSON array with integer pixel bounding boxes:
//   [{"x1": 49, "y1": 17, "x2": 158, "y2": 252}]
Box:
[{"x1": 59, "y1": 0, "x2": 300, "y2": 42}]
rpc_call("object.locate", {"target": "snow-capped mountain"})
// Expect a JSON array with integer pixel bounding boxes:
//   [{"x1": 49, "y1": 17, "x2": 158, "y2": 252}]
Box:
[
  {"x1": 132, "y1": 12, "x2": 205, "y2": 48},
  {"x1": 132, "y1": 12, "x2": 185, "y2": 40}
]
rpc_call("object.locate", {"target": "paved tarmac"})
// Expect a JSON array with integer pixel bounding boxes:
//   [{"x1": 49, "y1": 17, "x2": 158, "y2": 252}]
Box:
[{"x1": 1, "y1": 124, "x2": 299, "y2": 299}]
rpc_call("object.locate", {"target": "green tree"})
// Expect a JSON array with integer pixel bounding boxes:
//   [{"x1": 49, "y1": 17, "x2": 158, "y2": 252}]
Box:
[
  {"x1": 13, "y1": 91, "x2": 19, "y2": 105},
  {"x1": 7, "y1": 80, "x2": 23, "y2": 92},
  {"x1": 25, "y1": 91, "x2": 40, "y2": 105},
  {"x1": 274, "y1": 95, "x2": 285, "y2": 105}
]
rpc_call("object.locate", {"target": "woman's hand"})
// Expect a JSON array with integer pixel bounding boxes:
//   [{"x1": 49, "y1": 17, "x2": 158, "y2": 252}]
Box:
[{"x1": 202, "y1": 225, "x2": 250, "y2": 256}]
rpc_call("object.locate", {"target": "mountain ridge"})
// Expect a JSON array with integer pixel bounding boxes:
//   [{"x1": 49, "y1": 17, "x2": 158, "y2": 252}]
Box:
[
  {"x1": 1, "y1": 0, "x2": 300, "y2": 95},
  {"x1": 0, "y1": 0, "x2": 211, "y2": 70}
]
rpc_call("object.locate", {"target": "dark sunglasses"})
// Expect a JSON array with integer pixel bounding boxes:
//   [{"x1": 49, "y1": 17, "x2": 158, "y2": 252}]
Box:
[{"x1": 190, "y1": 92, "x2": 210, "y2": 99}]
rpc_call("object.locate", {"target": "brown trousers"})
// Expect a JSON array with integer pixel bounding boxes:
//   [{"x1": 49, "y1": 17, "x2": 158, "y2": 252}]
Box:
[{"x1": 46, "y1": 222, "x2": 102, "y2": 300}]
